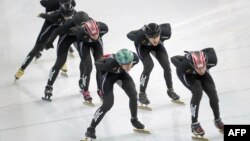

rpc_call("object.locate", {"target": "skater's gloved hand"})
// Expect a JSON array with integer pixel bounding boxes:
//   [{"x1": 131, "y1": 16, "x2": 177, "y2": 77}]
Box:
[
  {"x1": 38, "y1": 13, "x2": 47, "y2": 18},
  {"x1": 44, "y1": 41, "x2": 54, "y2": 50}
]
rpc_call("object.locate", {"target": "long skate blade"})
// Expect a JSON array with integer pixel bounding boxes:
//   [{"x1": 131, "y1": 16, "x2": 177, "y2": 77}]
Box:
[
  {"x1": 41, "y1": 97, "x2": 52, "y2": 102},
  {"x1": 133, "y1": 129, "x2": 150, "y2": 134},
  {"x1": 60, "y1": 72, "x2": 68, "y2": 77},
  {"x1": 138, "y1": 105, "x2": 152, "y2": 111},
  {"x1": 83, "y1": 101, "x2": 95, "y2": 106},
  {"x1": 80, "y1": 137, "x2": 93, "y2": 141},
  {"x1": 69, "y1": 53, "x2": 74, "y2": 58},
  {"x1": 218, "y1": 129, "x2": 224, "y2": 134},
  {"x1": 192, "y1": 135, "x2": 209, "y2": 141},
  {"x1": 171, "y1": 100, "x2": 185, "y2": 105}
]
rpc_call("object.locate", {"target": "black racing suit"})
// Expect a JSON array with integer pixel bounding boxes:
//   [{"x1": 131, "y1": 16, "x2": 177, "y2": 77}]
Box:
[
  {"x1": 88, "y1": 52, "x2": 139, "y2": 129},
  {"x1": 171, "y1": 48, "x2": 221, "y2": 123},
  {"x1": 127, "y1": 23, "x2": 174, "y2": 94},
  {"x1": 19, "y1": 0, "x2": 76, "y2": 71},
  {"x1": 43, "y1": 13, "x2": 108, "y2": 97}
]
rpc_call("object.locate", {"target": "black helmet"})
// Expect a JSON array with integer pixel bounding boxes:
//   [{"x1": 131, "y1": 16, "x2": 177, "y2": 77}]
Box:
[
  {"x1": 58, "y1": 0, "x2": 72, "y2": 4},
  {"x1": 59, "y1": 0, "x2": 73, "y2": 11},
  {"x1": 72, "y1": 11, "x2": 90, "y2": 25},
  {"x1": 143, "y1": 23, "x2": 161, "y2": 38}
]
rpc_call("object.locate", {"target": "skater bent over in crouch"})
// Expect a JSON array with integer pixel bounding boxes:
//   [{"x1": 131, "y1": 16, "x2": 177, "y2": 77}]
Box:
[
  {"x1": 127, "y1": 23, "x2": 181, "y2": 105},
  {"x1": 171, "y1": 48, "x2": 224, "y2": 136},
  {"x1": 41, "y1": 11, "x2": 91, "y2": 101},
  {"x1": 42, "y1": 15, "x2": 108, "y2": 102},
  {"x1": 84, "y1": 49, "x2": 145, "y2": 140},
  {"x1": 14, "y1": 0, "x2": 76, "y2": 80},
  {"x1": 75, "y1": 19, "x2": 109, "y2": 101}
]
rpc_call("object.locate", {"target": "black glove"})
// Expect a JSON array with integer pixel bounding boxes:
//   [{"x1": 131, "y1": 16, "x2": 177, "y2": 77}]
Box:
[
  {"x1": 38, "y1": 13, "x2": 47, "y2": 18},
  {"x1": 43, "y1": 41, "x2": 54, "y2": 50}
]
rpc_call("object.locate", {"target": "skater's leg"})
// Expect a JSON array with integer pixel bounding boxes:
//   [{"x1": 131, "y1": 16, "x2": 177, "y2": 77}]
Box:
[
  {"x1": 92, "y1": 43, "x2": 104, "y2": 98},
  {"x1": 44, "y1": 35, "x2": 71, "y2": 97},
  {"x1": 46, "y1": 54, "x2": 67, "y2": 86},
  {"x1": 176, "y1": 71, "x2": 206, "y2": 135},
  {"x1": 190, "y1": 81, "x2": 205, "y2": 135},
  {"x1": 153, "y1": 45, "x2": 179, "y2": 100},
  {"x1": 89, "y1": 75, "x2": 114, "y2": 128},
  {"x1": 120, "y1": 73, "x2": 138, "y2": 118},
  {"x1": 153, "y1": 45, "x2": 173, "y2": 89},
  {"x1": 18, "y1": 20, "x2": 55, "y2": 71},
  {"x1": 118, "y1": 73, "x2": 145, "y2": 129},
  {"x1": 202, "y1": 73, "x2": 220, "y2": 120},
  {"x1": 139, "y1": 54, "x2": 154, "y2": 94},
  {"x1": 202, "y1": 73, "x2": 224, "y2": 131},
  {"x1": 190, "y1": 80, "x2": 203, "y2": 123},
  {"x1": 79, "y1": 46, "x2": 92, "y2": 92},
  {"x1": 20, "y1": 44, "x2": 44, "y2": 70}
]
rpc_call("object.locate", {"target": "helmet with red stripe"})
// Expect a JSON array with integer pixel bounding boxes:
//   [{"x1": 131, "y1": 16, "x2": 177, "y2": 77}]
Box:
[
  {"x1": 191, "y1": 51, "x2": 206, "y2": 69},
  {"x1": 84, "y1": 19, "x2": 99, "y2": 36}
]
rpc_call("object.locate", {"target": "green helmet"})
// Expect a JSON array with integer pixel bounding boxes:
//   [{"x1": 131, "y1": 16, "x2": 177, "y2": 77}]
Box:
[{"x1": 115, "y1": 49, "x2": 134, "y2": 65}]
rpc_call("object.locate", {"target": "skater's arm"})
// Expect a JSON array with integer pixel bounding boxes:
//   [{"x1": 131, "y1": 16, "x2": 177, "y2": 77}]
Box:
[
  {"x1": 127, "y1": 30, "x2": 139, "y2": 41},
  {"x1": 131, "y1": 52, "x2": 139, "y2": 67},
  {"x1": 202, "y1": 47, "x2": 217, "y2": 69},
  {"x1": 43, "y1": 20, "x2": 75, "y2": 49},
  {"x1": 95, "y1": 58, "x2": 121, "y2": 73},
  {"x1": 160, "y1": 23, "x2": 171, "y2": 42},
  {"x1": 171, "y1": 56, "x2": 193, "y2": 73},
  {"x1": 40, "y1": 0, "x2": 59, "y2": 9},
  {"x1": 72, "y1": 11, "x2": 90, "y2": 26},
  {"x1": 38, "y1": 10, "x2": 61, "y2": 23},
  {"x1": 98, "y1": 22, "x2": 109, "y2": 37}
]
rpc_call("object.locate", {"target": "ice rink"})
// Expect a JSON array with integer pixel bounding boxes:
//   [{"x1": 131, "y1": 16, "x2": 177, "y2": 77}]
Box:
[{"x1": 1, "y1": 0, "x2": 250, "y2": 141}]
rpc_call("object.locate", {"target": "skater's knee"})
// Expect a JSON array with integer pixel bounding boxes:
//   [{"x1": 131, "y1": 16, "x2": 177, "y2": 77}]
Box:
[
  {"x1": 209, "y1": 94, "x2": 219, "y2": 104},
  {"x1": 129, "y1": 92, "x2": 138, "y2": 101},
  {"x1": 101, "y1": 102, "x2": 113, "y2": 112},
  {"x1": 143, "y1": 64, "x2": 154, "y2": 74},
  {"x1": 163, "y1": 64, "x2": 171, "y2": 72},
  {"x1": 191, "y1": 88, "x2": 203, "y2": 100}
]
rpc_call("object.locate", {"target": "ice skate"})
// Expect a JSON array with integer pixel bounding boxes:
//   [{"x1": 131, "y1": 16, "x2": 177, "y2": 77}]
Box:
[
  {"x1": 191, "y1": 122, "x2": 209, "y2": 141},
  {"x1": 167, "y1": 89, "x2": 185, "y2": 105},
  {"x1": 69, "y1": 46, "x2": 75, "y2": 57},
  {"x1": 42, "y1": 85, "x2": 53, "y2": 102},
  {"x1": 15, "y1": 69, "x2": 24, "y2": 80},
  {"x1": 81, "y1": 127, "x2": 96, "y2": 141},
  {"x1": 138, "y1": 92, "x2": 152, "y2": 111},
  {"x1": 192, "y1": 135, "x2": 209, "y2": 141},
  {"x1": 60, "y1": 63, "x2": 68, "y2": 77},
  {"x1": 82, "y1": 90, "x2": 94, "y2": 106},
  {"x1": 214, "y1": 118, "x2": 224, "y2": 133},
  {"x1": 131, "y1": 118, "x2": 150, "y2": 134}
]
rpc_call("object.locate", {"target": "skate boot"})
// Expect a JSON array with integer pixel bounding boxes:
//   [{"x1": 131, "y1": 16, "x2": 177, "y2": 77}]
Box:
[
  {"x1": 131, "y1": 117, "x2": 145, "y2": 129},
  {"x1": 84, "y1": 127, "x2": 96, "y2": 140},
  {"x1": 138, "y1": 92, "x2": 151, "y2": 111},
  {"x1": 82, "y1": 91, "x2": 92, "y2": 103},
  {"x1": 15, "y1": 69, "x2": 24, "y2": 80},
  {"x1": 139, "y1": 92, "x2": 150, "y2": 105},
  {"x1": 42, "y1": 85, "x2": 53, "y2": 102},
  {"x1": 60, "y1": 63, "x2": 68, "y2": 77},
  {"x1": 191, "y1": 122, "x2": 205, "y2": 136},
  {"x1": 167, "y1": 89, "x2": 184, "y2": 105},
  {"x1": 97, "y1": 89, "x2": 104, "y2": 100},
  {"x1": 131, "y1": 117, "x2": 150, "y2": 134},
  {"x1": 35, "y1": 51, "x2": 42, "y2": 60},
  {"x1": 214, "y1": 118, "x2": 224, "y2": 133}
]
